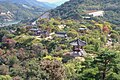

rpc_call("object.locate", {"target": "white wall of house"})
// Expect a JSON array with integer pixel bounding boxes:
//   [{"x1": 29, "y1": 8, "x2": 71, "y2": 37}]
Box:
[
  {"x1": 88, "y1": 11, "x2": 104, "y2": 17},
  {"x1": 56, "y1": 34, "x2": 67, "y2": 38},
  {"x1": 56, "y1": 34, "x2": 65, "y2": 37}
]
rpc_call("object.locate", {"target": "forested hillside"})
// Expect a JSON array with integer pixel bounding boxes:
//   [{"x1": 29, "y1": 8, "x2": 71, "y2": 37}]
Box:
[
  {"x1": 0, "y1": 17, "x2": 120, "y2": 79},
  {"x1": 50, "y1": 0, "x2": 120, "y2": 25}
]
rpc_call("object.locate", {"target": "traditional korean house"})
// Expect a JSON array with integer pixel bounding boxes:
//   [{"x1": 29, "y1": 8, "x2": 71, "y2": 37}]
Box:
[
  {"x1": 70, "y1": 39, "x2": 87, "y2": 56},
  {"x1": 55, "y1": 32, "x2": 68, "y2": 38},
  {"x1": 39, "y1": 30, "x2": 49, "y2": 38},
  {"x1": 29, "y1": 28, "x2": 41, "y2": 36},
  {"x1": 30, "y1": 28, "x2": 50, "y2": 38},
  {"x1": 78, "y1": 27, "x2": 88, "y2": 33},
  {"x1": 30, "y1": 28, "x2": 39, "y2": 32}
]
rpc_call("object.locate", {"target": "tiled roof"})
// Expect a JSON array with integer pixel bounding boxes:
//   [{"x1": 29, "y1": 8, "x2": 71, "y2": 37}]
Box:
[
  {"x1": 55, "y1": 32, "x2": 67, "y2": 35},
  {"x1": 70, "y1": 39, "x2": 87, "y2": 46}
]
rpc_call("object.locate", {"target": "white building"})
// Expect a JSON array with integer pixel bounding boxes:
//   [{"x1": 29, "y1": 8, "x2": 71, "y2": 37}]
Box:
[
  {"x1": 87, "y1": 11, "x2": 104, "y2": 17},
  {"x1": 0, "y1": 12, "x2": 6, "y2": 15},
  {"x1": 58, "y1": 25, "x2": 66, "y2": 29}
]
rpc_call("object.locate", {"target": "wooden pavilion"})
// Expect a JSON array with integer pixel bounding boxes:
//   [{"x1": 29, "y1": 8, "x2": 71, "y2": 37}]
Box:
[{"x1": 70, "y1": 39, "x2": 87, "y2": 56}]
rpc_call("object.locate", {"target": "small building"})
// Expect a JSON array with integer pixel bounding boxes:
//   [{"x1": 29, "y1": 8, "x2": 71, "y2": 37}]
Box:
[
  {"x1": 87, "y1": 10, "x2": 104, "y2": 17},
  {"x1": 30, "y1": 28, "x2": 39, "y2": 32},
  {"x1": 55, "y1": 32, "x2": 68, "y2": 38},
  {"x1": 9, "y1": 29, "x2": 16, "y2": 34},
  {"x1": 29, "y1": 28, "x2": 49, "y2": 37},
  {"x1": 70, "y1": 39, "x2": 87, "y2": 56},
  {"x1": 30, "y1": 28, "x2": 40, "y2": 36},
  {"x1": 0, "y1": 12, "x2": 6, "y2": 15},
  {"x1": 78, "y1": 27, "x2": 88, "y2": 33},
  {"x1": 39, "y1": 30, "x2": 49, "y2": 38},
  {"x1": 58, "y1": 25, "x2": 66, "y2": 29},
  {"x1": 82, "y1": 16, "x2": 91, "y2": 20}
]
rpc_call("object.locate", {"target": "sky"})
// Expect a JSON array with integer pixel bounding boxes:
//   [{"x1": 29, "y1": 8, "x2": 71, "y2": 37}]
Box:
[{"x1": 37, "y1": 0, "x2": 69, "y2": 4}]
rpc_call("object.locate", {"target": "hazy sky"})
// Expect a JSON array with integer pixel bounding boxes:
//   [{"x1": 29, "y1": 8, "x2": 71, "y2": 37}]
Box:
[{"x1": 37, "y1": 0, "x2": 69, "y2": 4}]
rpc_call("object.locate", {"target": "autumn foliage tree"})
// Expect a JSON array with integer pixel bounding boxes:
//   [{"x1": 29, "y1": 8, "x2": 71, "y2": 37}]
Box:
[
  {"x1": 103, "y1": 25, "x2": 110, "y2": 34},
  {"x1": 40, "y1": 59, "x2": 66, "y2": 80}
]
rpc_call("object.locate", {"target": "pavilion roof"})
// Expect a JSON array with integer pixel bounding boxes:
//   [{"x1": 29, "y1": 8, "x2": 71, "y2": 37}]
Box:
[{"x1": 70, "y1": 39, "x2": 87, "y2": 46}]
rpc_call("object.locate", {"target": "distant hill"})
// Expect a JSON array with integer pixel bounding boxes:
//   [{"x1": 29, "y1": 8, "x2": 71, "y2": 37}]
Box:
[
  {"x1": 0, "y1": 0, "x2": 56, "y2": 22},
  {"x1": 0, "y1": 0, "x2": 56, "y2": 9},
  {"x1": 50, "y1": 0, "x2": 120, "y2": 25}
]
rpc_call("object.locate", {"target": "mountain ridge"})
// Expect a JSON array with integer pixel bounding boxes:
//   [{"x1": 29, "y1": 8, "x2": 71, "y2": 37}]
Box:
[
  {"x1": 0, "y1": 0, "x2": 56, "y2": 8},
  {"x1": 50, "y1": 0, "x2": 120, "y2": 25}
]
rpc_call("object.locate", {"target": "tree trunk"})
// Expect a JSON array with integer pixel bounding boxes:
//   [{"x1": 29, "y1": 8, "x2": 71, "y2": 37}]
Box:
[{"x1": 102, "y1": 71, "x2": 106, "y2": 80}]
